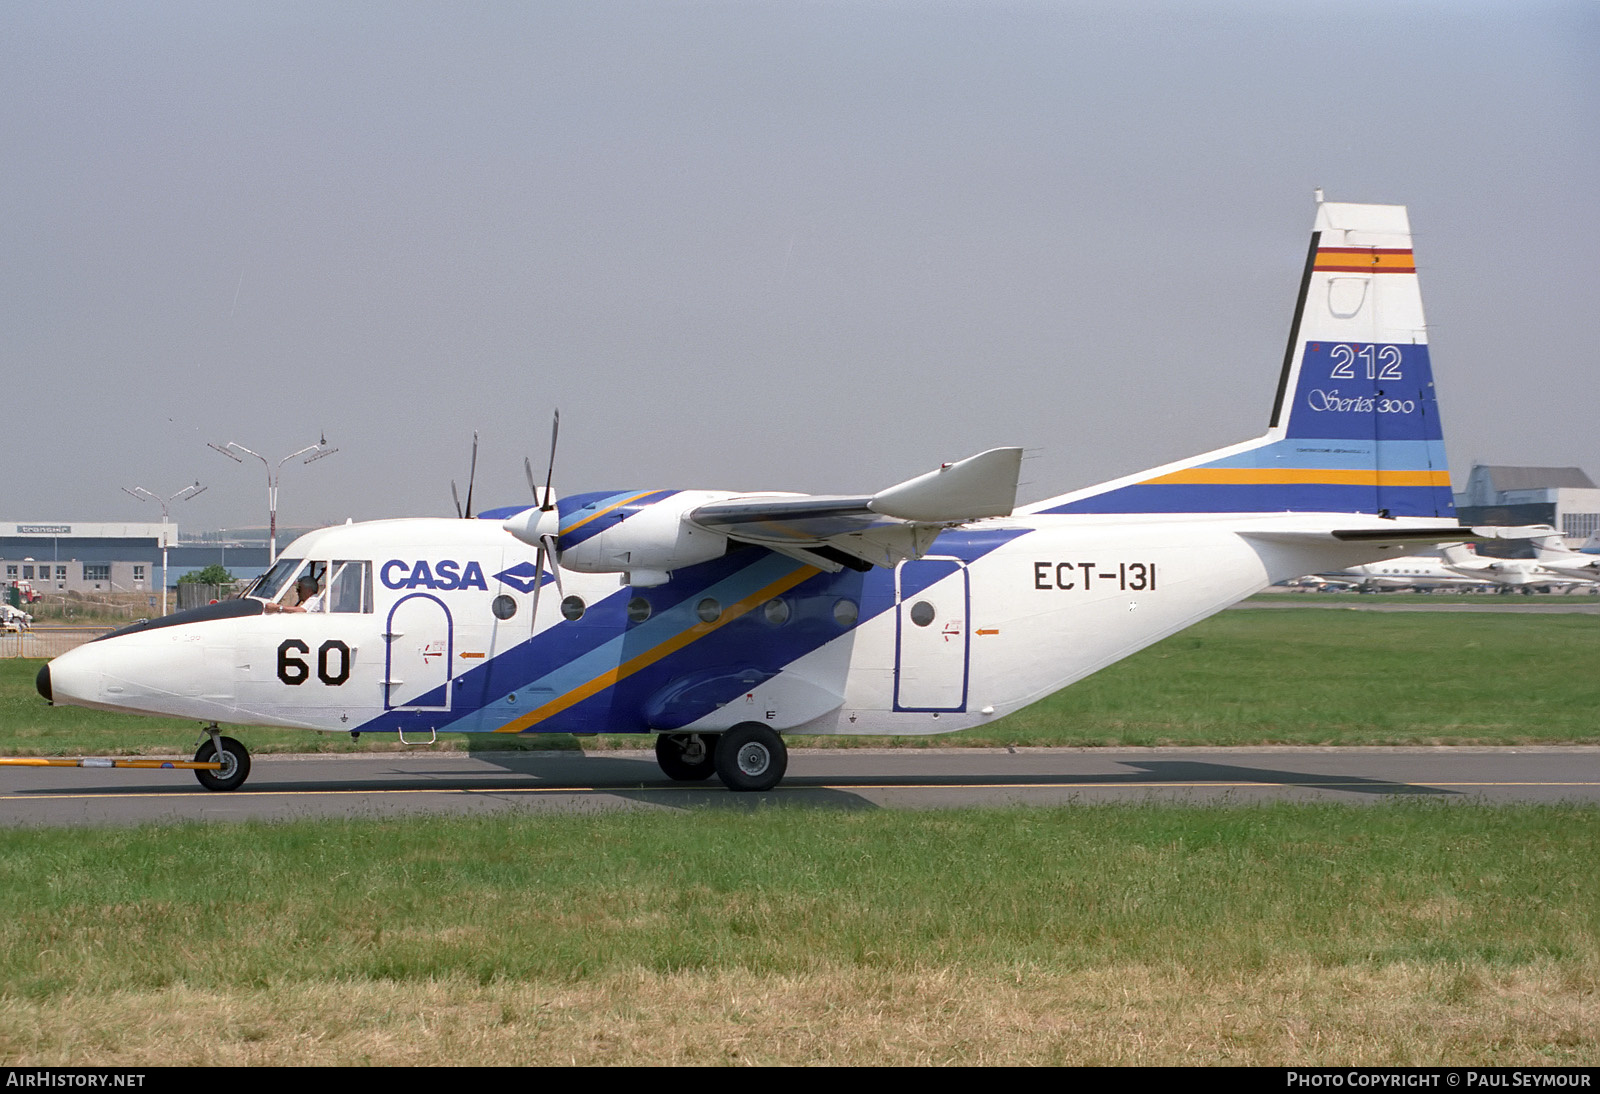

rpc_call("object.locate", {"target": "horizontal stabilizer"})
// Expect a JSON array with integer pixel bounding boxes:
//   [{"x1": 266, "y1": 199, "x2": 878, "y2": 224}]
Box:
[{"x1": 1239, "y1": 523, "x2": 1473, "y2": 550}]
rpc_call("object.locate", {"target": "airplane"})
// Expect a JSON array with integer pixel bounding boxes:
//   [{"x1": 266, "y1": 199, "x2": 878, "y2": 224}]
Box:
[
  {"x1": 36, "y1": 196, "x2": 1488, "y2": 793},
  {"x1": 1321, "y1": 549, "x2": 1494, "y2": 592},
  {"x1": 1318, "y1": 524, "x2": 1563, "y2": 591},
  {"x1": 1537, "y1": 557, "x2": 1600, "y2": 585},
  {"x1": 1525, "y1": 532, "x2": 1600, "y2": 585},
  {"x1": 1438, "y1": 541, "x2": 1594, "y2": 591}
]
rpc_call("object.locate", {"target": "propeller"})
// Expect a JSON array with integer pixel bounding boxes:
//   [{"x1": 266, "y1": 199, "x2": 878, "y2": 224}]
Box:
[
  {"x1": 451, "y1": 432, "x2": 480, "y2": 519},
  {"x1": 510, "y1": 411, "x2": 563, "y2": 630}
]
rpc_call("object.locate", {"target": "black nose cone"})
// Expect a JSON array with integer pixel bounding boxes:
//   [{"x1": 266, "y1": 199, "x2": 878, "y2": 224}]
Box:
[{"x1": 36, "y1": 663, "x2": 51, "y2": 703}]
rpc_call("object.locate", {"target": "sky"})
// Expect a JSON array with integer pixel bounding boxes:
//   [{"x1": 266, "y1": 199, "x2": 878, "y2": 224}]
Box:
[{"x1": 4, "y1": 1, "x2": 1596, "y2": 533}]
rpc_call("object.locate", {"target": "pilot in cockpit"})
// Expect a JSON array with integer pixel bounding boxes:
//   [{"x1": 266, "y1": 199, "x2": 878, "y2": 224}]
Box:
[{"x1": 266, "y1": 574, "x2": 324, "y2": 614}]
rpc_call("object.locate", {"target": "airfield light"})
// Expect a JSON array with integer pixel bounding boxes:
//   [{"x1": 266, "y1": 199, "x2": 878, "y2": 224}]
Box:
[
  {"x1": 208, "y1": 437, "x2": 338, "y2": 565},
  {"x1": 121, "y1": 481, "x2": 207, "y2": 616}
]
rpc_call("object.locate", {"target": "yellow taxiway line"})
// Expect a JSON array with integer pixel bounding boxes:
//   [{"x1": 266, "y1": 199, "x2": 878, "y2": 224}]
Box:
[{"x1": 2, "y1": 780, "x2": 1598, "y2": 803}]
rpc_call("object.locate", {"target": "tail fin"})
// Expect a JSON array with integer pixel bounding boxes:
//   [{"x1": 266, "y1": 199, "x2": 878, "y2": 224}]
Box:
[{"x1": 1032, "y1": 198, "x2": 1454, "y2": 519}]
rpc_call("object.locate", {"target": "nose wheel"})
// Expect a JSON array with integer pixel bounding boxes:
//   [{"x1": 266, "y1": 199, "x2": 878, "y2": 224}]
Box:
[{"x1": 193, "y1": 731, "x2": 251, "y2": 792}]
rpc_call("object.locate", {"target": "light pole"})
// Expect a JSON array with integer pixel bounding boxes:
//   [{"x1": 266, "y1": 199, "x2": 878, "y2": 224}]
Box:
[
  {"x1": 121, "y1": 482, "x2": 206, "y2": 616},
  {"x1": 208, "y1": 437, "x2": 336, "y2": 565}
]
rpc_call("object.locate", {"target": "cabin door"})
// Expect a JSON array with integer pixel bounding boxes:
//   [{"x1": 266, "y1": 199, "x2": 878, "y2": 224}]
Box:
[
  {"x1": 384, "y1": 593, "x2": 454, "y2": 711},
  {"x1": 893, "y1": 557, "x2": 969, "y2": 712}
]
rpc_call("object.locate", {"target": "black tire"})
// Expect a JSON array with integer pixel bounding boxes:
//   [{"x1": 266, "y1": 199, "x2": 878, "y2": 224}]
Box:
[
  {"x1": 193, "y1": 736, "x2": 251, "y2": 792},
  {"x1": 713, "y1": 723, "x2": 787, "y2": 792},
  {"x1": 655, "y1": 733, "x2": 715, "y2": 781}
]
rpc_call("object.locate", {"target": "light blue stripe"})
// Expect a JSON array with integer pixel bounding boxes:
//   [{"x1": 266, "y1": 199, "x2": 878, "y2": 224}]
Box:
[
  {"x1": 559, "y1": 490, "x2": 653, "y2": 533},
  {"x1": 438, "y1": 552, "x2": 804, "y2": 734},
  {"x1": 1193, "y1": 438, "x2": 1449, "y2": 472}
]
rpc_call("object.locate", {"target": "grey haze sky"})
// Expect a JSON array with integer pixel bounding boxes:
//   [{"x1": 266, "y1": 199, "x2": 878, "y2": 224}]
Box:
[{"x1": 4, "y1": 1, "x2": 1596, "y2": 532}]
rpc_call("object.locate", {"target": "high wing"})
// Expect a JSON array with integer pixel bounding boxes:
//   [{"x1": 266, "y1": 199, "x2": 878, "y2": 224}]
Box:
[{"x1": 687, "y1": 446, "x2": 1024, "y2": 571}]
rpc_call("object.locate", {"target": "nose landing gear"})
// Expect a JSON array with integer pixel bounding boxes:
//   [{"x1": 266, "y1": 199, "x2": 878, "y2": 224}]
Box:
[{"x1": 193, "y1": 728, "x2": 251, "y2": 792}]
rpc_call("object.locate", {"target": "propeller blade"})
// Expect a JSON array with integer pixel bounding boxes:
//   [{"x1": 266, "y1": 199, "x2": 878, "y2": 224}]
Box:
[
  {"x1": 541, "y1": 534, "x2": 564, "y2": 599},
  {"x1": 463, "y1": 431, "x2": 479, "y2": 519},
  {"x1": 529, "y1": 544, "x2": 546, "y2": 634},
  {"x1": 524, "y1": 409, "x2": 564, "y2": 635},
  {"x1": 450, "y1": 480, "x2": 463, "y2": 519},
  {"x1": 542, "y1": 410, "x2": 559, "y2": 511}
]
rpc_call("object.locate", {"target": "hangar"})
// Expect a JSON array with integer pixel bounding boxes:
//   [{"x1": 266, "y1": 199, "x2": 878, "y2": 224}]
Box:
[{"x1": 1454, "y1": 465, "x2": 1599, "y2": 547}]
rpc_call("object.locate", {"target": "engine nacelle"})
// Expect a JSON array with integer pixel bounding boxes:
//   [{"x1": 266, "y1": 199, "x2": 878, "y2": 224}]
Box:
[{"x1": 554, "y1": 490, "x2": 734, "y2": 587}]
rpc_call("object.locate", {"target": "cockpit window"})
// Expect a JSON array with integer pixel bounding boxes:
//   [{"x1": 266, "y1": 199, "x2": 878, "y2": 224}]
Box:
[
  {"x1": 328, "y1": 560, "x2": 373, "y2": 614},
  {"x1": 247, "y1": 558, "x2": 304, "y2": 603}
]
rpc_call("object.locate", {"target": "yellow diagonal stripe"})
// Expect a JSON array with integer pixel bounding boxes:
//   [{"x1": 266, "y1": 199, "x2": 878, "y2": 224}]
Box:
[
  {"x1": 560, "y1": 491, "x2": 663, "y2": 537},
  {"x1": 494, "y1": 564, "x2": 821, "y2": 734}
]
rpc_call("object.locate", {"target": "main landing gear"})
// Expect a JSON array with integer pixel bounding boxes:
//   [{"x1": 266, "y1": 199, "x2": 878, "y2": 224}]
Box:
[
  {"x1": 655, "y1": 732, "x2": 715, "y2": 782},
  {"x1": 653, "y1": 724, "x2": 787, "y2": 792}
]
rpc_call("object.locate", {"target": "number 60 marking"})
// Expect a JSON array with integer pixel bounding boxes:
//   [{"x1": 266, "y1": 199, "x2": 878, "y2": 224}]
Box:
[{"x1": 277, "y1": 639, "x2": 352, "y2": 686}]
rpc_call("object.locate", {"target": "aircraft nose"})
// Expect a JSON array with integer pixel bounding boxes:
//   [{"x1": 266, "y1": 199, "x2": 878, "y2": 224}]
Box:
[{"x1": 40, "y1": 644, "x2": 108, "y2": 710}]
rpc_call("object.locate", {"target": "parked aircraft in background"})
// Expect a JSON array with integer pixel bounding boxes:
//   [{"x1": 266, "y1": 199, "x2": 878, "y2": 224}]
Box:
[
  {"x1": 1440, "y1": 542, "x2": 1594, "y2": 591},
  {"x1": 1324, "y1": 550, "x2": 1493, "y2": 591},
  {"x1": 1525, "y1": 532, "x2": 1600, "y2": 585},
  {"x1": 38, "y1": 198, "x2": 1490, "y2": 792}
]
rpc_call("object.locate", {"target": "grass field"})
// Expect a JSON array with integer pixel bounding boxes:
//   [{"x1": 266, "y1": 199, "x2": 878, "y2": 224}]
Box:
[
  {"x1": 3, "y1": 609, "x2": 1597, "y2": 1065},
  {"x1": 0, "y1": 804, "x2": 1594, "y2": 1065},
  {"x1": 5, "y1": 609, "x2": 1597, "y2": 755}
]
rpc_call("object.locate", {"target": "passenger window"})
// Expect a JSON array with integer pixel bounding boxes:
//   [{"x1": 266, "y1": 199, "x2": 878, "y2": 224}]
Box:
[{"x1": 328, "y1": 560, "x2": 373, "y2": 614}]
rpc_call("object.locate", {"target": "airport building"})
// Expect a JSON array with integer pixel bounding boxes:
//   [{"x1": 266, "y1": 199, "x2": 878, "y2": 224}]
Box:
[
  {"x1": 1455, "y1": 465, "x2": 1600, "y2": 545},
  {"x1": 1, "y1": 521, "x2": 271, "y2": 595}
]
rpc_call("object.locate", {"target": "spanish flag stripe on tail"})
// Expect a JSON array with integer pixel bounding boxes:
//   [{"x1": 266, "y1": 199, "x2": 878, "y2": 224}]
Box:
[{"x1": 1315, "y1": 248, "x2": 1416, "y2": 273}]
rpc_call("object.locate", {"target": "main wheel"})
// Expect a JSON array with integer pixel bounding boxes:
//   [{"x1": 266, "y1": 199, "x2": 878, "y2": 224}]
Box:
[
  {"x1": 713, "y1": 723, "x2": 786, "y2": 792},
  {"x1": 193, "y1": 736, "x2": 251, "y2": 792},
  {"x1": 655, "y1": 733, "x2": 715, "y2": 781}
]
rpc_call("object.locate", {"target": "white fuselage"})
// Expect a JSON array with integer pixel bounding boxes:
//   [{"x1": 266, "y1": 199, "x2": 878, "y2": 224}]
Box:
[{"x1": 44, "y1": 510, "x2": 1447, "y2": 740}]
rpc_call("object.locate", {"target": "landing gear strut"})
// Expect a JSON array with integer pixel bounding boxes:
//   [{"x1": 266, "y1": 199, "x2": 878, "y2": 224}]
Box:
[
  {"x1": 193, "y1": 727, "x2": 251, "y2": 792},
  {"x1": 712, "y1": 723, "x2": 787, "y2": 792},
  {"x1": 654, "y1": 732, "x2": 715, "y2": 782}
]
